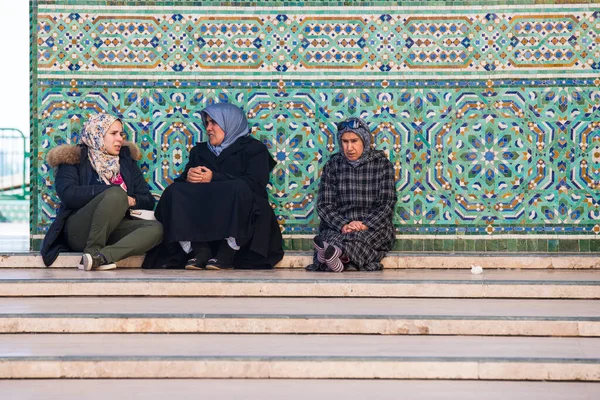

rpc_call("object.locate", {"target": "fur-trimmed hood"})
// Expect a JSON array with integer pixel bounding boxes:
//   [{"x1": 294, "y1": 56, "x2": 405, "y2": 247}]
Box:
[{"x1": 46, "y1": 141, "x2": 142, "y2": 167}]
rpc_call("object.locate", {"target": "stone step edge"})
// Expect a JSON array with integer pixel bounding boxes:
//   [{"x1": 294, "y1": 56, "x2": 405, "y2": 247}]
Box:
[
  {"x1": 2, "y1": 281, "x2": 598, "y2": 299},
  {"x1": 2, "y1": 252, "x2": 600, "y2": 269},
  {"x1": 1, "y1": 357, "x2": 598, "y2": 380},
  {"x1": 1, "y1": 315, "x2": 599, "y2": 336}
]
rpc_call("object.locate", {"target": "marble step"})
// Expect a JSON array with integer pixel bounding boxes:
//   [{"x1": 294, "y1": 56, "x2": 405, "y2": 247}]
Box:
[
  {"x1": 2, "y1": 379, "x2": 599, "y2": 400},
  {"x1": 1, "y1": 269, "x2": 599, "y2": 299},
  {"x1": 2, "y1": 252, "x2": 600, "y2": 269},
  {"x1": 1, "y1": 334, "x2": 599, "y2": 380},
  {"x1": 1, "y1": 297, "x2": 598, "y2": 336}
]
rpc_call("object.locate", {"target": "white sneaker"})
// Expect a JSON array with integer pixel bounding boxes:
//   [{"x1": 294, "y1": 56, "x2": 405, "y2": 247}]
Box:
[
  {"x1": 80, "y1": 254, "x2": 93, "y2": 271},
  {"x1": 94, "y1": 263, "x2": 117, "y2": 271}
]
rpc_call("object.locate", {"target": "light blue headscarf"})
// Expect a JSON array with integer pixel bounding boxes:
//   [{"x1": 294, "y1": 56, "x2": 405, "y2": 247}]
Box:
[{"x1": 201, "y1": 103, "x2": 250, "y2": 156}]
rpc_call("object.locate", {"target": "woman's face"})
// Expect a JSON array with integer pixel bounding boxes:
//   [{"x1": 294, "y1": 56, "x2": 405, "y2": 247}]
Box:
[
  {"x1": 103, "y1": 120, "x2": 124, "y2": 156},
  {"x1": 341, "y1": 131, "x2": 364, "y2": 161},
  {"x1": 206, "y1": 116, "x2": 226, "y2": 146}
]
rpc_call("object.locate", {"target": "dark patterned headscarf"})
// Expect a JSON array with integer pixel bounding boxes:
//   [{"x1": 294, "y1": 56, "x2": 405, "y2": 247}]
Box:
[
  {"x1": 337, "y1": 117, "x2": 372, "y2": 166},
  {"x1": 201, "y1": 103, "x2": 250, "y2": 156}
]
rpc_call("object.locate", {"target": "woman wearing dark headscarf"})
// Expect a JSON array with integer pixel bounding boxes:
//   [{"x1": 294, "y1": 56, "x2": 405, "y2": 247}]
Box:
[
  {"x1": 41, "y1": 113, "x2": 163, "y2": 270},
  {"x1": 145, "y1": 103, "x2": 284, "y2": 270},
  {"x1": 306, "y1": 117, "x2": 397, "y2": 272}
]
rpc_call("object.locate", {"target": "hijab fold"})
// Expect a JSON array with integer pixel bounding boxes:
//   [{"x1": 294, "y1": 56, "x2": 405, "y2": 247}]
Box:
[
  {"x1": 81, "y1": 113, "x2": 121, "y2": 184},
  {"x1": 201, "y1": 103, "x2": 250, "y2": 156}
]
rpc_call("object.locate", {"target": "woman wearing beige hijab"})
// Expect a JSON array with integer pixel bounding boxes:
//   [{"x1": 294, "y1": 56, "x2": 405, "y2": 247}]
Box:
[{"x1": 41, "y1": 113, "x2": 163, "y2": 270}]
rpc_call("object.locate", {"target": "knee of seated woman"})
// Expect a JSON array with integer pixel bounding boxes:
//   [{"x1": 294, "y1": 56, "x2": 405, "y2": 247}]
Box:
[
  {"x1": 143, "y1": 221, "x2": 163, "y2": 245},
  {"x1": 100, "y1": 186, "x2": 128, "y2": 208},
  {"x1": 149, "y1": 221, "x2": 163, "y2": 237},
  {"x1": 225, "y1": 179, "x2": 253, "y2": 194}
]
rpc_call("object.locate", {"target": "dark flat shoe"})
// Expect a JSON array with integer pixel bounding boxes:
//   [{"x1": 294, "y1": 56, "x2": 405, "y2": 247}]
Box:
[
  {"x1": 185, "y1": 257, "x2": 207, "y2": 270},
  {"x1": 205, "y1": 258, "x2": 234, "y2": 270},
  {"x1": 305, "y1": 263, "x2": 327, "y2": 272}
]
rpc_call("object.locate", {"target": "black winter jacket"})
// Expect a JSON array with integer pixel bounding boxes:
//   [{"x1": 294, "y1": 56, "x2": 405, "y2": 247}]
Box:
[{"x1": 40, "y1": 142, "x2": 154, "y2": 266}]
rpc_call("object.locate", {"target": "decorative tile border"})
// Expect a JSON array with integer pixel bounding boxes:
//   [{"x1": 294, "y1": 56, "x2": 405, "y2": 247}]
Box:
[{"x1": 35, "y1": 7, "x2": 599, "y2": 78}]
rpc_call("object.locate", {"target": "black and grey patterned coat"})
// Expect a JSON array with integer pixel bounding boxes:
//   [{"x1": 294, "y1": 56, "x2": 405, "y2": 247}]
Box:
[{"x1": 316, "y1": 150, "x2": 397, "y2": 269}]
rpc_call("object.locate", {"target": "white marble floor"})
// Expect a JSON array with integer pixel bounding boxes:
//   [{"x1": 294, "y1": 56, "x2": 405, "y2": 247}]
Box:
[
  {"x1": 0, "y1": 296, "x2": 598, "y2": 318},
  {"x1": 2, "y1": 268, "x2": 599, "y2": 282},
  {"x1": 1, "y1": 380, "x2": 599, "y2": 400},
  {"x1": 2, "y1": 334, "x2": 599, "y2": 359}
]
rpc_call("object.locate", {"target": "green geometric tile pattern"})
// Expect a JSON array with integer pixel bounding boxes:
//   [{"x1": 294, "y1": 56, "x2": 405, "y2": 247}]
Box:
[{"x1": 31, "y1": 2, "x2": 600, "y2": 252}]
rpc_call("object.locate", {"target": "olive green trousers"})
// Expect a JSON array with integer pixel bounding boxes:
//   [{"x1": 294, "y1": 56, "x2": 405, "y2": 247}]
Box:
[{"x1": 65, "y1": 187, "x2": 163, "y2": 263}]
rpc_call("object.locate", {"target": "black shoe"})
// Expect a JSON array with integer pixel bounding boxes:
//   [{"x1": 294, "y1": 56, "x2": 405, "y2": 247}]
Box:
[
  {"x1": 205, "y1": 240, "x2": 236, "y2": 270},
  {"x1": 305, "y1": 263, "x2": 327, "y2": 272},
  {"x1": 205, "y1": 258, "x2": 234, "y2": 270},
  {"x1": 185, "y1": 257, "x2": 207, "y2": 270},
  {"x1": 185, "y1": 241, "x2": 212, "y2": 270}
]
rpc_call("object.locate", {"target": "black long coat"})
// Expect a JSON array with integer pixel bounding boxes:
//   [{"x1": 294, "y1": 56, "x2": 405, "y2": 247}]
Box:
[
  {"x1": 40, "y1": 142, "x2": 155, "y2": 266},
  {"x1": 146, "y1": 136, "x2": 284, "y2": 268}
]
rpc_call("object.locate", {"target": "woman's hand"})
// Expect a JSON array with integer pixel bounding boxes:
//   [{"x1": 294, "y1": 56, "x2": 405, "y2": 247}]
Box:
[
  {"x1": 342, "y1": 221, "x2": 368, "y2": 233},
  {"x1": 198, "y1": 166, "x2": 213, "y2": 182},
  {"x1": 186, "y1": 166, "x2": 213, "y2": 183},
  {"x1": 127, "y1": 196, "x2": 137, "y2": 208}
]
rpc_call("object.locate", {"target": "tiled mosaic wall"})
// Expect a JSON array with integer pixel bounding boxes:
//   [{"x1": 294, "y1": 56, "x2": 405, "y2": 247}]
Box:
[{"x1": 31, "y1": 1, "x2": 600, "y2": 252}]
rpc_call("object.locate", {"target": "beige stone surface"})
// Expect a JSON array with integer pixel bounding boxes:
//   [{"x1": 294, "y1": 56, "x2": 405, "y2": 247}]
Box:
[
  {"x1": 2, "y1": 359, "x2": 599, "y2": 380},
  {"x1": 2, "y1": 297, "x2": 599, "y2": 317},
  {"x1": 2, "y1": 379, "x2": 599, "y2": 400},
  {"x1": 3, "y1": 267, "x2": 600, "y2": 281},
  {"x1": 1, "y1": 317, "x2": 597, "y2": 336},
  {"x1": 3, "y1": 253, "x2": 600, "y2": 269},
  {"x1": 479, "y1": 362, "x2": 600, "y2": 381},
  {"x1": 0, "y1": 318, "x2": 596, "y2": 337},
  {"x1": 2, "y1": 334, "x2": 599, "y2": 358},
  {"x1": 0, "y1": 269, "x2": 598, "y2": 298},
  {"x1": 0, "y1": 297, "x2": 598, "y2": 335}
]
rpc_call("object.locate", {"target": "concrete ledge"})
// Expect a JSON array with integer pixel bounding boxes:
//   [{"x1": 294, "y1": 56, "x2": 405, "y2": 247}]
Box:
[
  {"x1": 2, "y1": 316, "x2": 598, "y2": 336},
  {"x1": 2, "y1": 333, "x2": 598, "y2": 380},
  {"x1": 1, "y1": 269, "x2": 599, "y2": 298},
  {"x1": 1, "y1": 297, "x2": 598, "y2": 336},
  {"x1": 2, "y1": 252, "x2": 600, "y2": 269},
  {"x1": 1, "y1": 358, "x2": 599, "y2": 380}
]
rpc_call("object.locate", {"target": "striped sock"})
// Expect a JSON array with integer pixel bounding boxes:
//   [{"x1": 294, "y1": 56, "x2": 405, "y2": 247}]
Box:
[
  {"x1": 324, "y1": 244, "x2": 344, "y2": 273},
  {"x1": 313, "y1": 236, "x2": 328, "y2": 264}
]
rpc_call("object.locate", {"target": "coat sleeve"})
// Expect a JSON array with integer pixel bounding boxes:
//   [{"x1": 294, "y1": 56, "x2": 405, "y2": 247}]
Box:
[
  {"x1": 129, "y1": 159, "x2": 155, "y2": 211},
  {"x1": 361, "y1": 158, "x2": 397, "y2": 231},
  {"x1": 316, "y1": 160, "x2": 349, "y2": 232},
  {"x1": 55, "y1": 163, "x2": 110, "y2": 210},
  {"x1": 211, "y1": 146, "x2": 271, "y2": 197}
]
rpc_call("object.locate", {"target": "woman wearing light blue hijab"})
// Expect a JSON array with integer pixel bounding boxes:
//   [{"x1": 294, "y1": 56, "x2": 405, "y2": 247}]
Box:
[{"x1": 145, "y1": 103, "x2": 284, "y2": 270}]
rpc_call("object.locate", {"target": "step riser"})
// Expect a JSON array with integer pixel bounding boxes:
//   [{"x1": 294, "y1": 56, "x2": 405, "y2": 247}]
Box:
[
  {"x1": 1, "y1": 360, "x2": 599, "y2": 381},
  {"x1": 1, "y1": 283, "x2": 598, "y2": 299},
  {"x1": 3, "y1": 255, "x2": 600, "y2": 269},
  {"x1": 2, "y1": 318, "x2": 599, "y2": 336}
]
